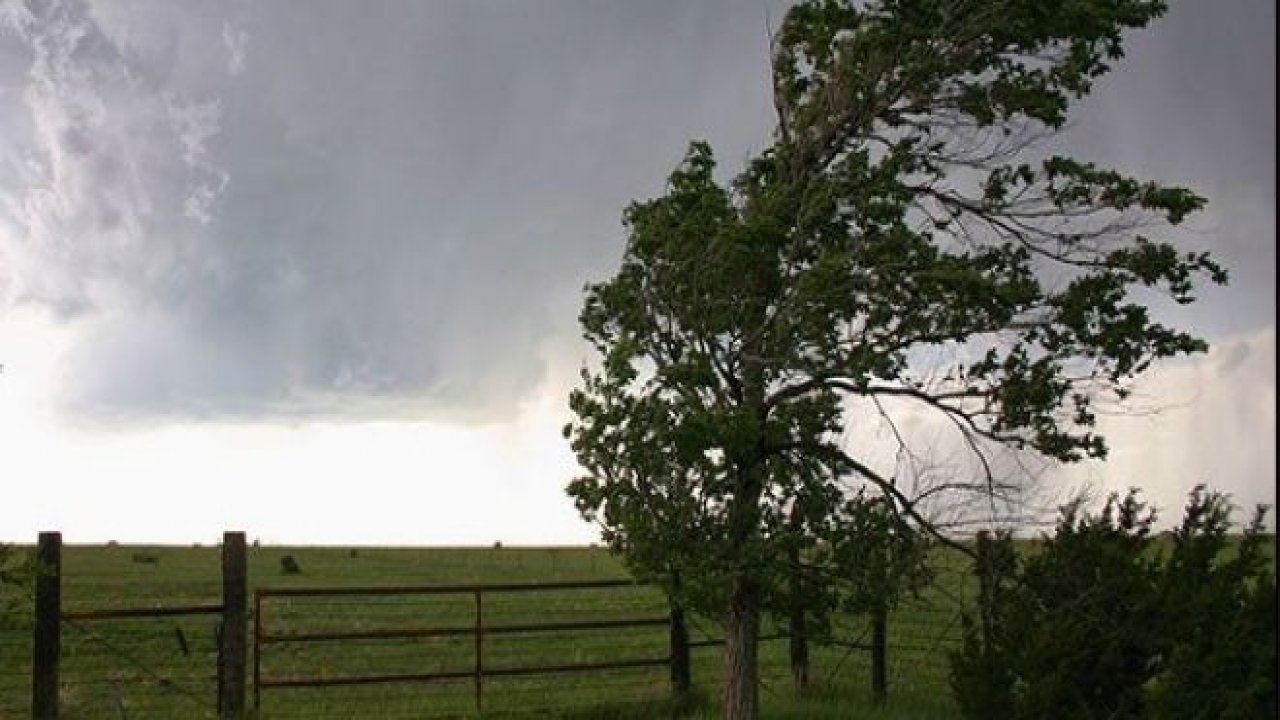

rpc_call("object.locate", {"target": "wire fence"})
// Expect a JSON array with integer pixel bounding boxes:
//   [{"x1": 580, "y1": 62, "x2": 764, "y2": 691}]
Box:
[
  {"x1": 2, "y1": 602, "x2": 966, "y2": 718},
  {"x1": 60, "y1": 615, "x2": 220, "y2": 718},
  {"x1": 0, "y1": 615, "x2": 221, "y2": 720},
  {"x1": 0, "y1": 539, "x2": 975, "y2": 719}
]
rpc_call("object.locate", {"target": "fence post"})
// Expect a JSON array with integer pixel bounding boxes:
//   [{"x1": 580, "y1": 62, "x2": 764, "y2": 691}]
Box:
[
  {"x1": 668, "y1": 571, "x2": 691, "y2": 696},
  {"x1": 871, "y1": 602, "x2": 887, "y2": 705},
  {"x1": 787, "y1": 547, "x2": 808, "y2": 693},
  {"x1": 669, "y1": 605, "x2": 691, "y2": 696},
  {"x1": 218, "y1": 532, "x2": 247, "y2": 720},
  {"x1": 788, "y1": 606, "x2": 808, "y2": 693},
  {"x1": 976, "y1": 530, "x2": 998, "y2": 644},
  {"x1": 33, "y1": 531, "x2": 61, "y2": 720}
]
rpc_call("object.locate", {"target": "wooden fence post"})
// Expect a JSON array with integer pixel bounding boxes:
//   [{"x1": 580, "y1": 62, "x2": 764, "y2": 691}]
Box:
[
  {"x1": 871, "y1": 602, "x2": 887, "y2": 705},
  {"x1": 218, "y1": 532, "x2": 247, "y2": 720},
  {"x1": 33, "y1": 531, "x2": 61, "y2": 720},
  {"x1": 668, "y1": 571, "x2": 690, "y2": 696},
  {"x1": 669, "y1": 605, "x2": 691, "y2": 696},
  {"x1": 976, "y1": 530, "x2": 998, "y2": 644},
  {"x1": 787, "y1": 547, "x2": 809, "y2": 693},
  {"x1": 788, "y1": 608, "x2": 809, "y2": 693}
]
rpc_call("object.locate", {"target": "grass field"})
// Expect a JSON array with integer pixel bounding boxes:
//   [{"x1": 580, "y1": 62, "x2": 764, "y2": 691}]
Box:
[{"x1": 0, "y1": 544, "x2": 968, "y2": 719}]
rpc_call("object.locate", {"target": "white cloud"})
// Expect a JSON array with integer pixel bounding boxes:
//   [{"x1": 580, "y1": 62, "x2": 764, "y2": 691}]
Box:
[
  {"x1": 221, "y1": 21, "x2": 247, "y2": 76},
  {"x1": 167, "y1": 96, "x2": 221, "y2": 166},
  {"x1": 0, "y1": 0, "x2": 232, "y2": 314},
  {"x1": 832, "y1": 327, "x2": 1278, "y2": 533},
  {"x1": 1057, "y1": 327, "x2": 1277, "y2": 527},
  {"x1": 166, "y1": 95, "x2": 228, "y2": 222}
]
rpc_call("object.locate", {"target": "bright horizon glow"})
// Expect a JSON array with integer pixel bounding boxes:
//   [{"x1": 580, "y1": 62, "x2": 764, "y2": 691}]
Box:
[
  {"x1": 2, "y1": 307, "x2": 1273, "y2": 545},
  {"x1": 0, "y1": 307, "x2": 596, "y2": 546}
]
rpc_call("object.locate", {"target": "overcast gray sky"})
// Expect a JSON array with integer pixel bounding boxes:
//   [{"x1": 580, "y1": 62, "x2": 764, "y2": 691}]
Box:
[{"x1": 0, "y1": 0, "x2": 1273, "y2": 543}]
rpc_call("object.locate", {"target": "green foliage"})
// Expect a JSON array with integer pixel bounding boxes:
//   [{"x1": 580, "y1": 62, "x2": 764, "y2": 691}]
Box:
[
  {"x1": 949, "y1": 486, "x2": 1277, "y2": 720},
  {"x1": 795, "y1": 491, "x2": 933, "y2": 623},
  {"x1": 567, "y1": 0, "x2": 1225, "y2": 712},
  {"x1": 949, "y1": 530, "x2": 1018, "y2": 718},
  {"x1": 1145, "y1": 491, "x2": 1277, "y2": 720}
]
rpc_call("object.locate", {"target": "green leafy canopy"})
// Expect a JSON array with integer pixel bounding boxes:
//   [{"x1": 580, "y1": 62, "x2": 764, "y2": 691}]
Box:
[
  {"x1": 566, "y1": 0, "x2": 1225, "y2": 626},
  {"x1": 950, "y1": 487, "x2": 1276, "y2": 720}
]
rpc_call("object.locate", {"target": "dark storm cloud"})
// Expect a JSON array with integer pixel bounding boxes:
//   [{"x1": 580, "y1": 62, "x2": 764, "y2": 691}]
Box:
[
  {"x1": 1063, "y1": 0, "x2": 1276, "y2": 334},
  {"x1": 1, "y1": 0, "x2": 1271, "y2": 426},
  {"x1": 4, "y1": 0, "x2": 779, "y2": 423}
]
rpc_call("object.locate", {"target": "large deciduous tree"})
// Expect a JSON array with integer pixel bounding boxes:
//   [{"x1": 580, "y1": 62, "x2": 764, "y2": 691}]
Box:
[{"x1": 565, "y1": 1, "x2": 1225, "y2": 717}]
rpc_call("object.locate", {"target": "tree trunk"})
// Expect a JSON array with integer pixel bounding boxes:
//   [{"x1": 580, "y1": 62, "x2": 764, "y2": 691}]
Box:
[
  {"x1": 724, "y1": 301, "x2": 767, "y2": 720},
  {"x1": 723, "y1": 577, "x2": 761, "y2": 720},
  {"x1": 871, "y1": 600, "x2": 887, "y2": 704}
]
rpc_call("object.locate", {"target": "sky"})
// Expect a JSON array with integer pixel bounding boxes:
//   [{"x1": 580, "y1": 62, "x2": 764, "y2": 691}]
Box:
[{"x1": 0, "y1": 0, "x2": 1274, "y2": 545}]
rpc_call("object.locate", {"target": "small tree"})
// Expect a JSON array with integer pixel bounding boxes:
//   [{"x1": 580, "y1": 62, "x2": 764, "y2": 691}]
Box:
[
  {"x1": 1146, "y1": 488, "x2": 1277, "y2": 720},
  {"x1": 566, "y1": 1, "x2": 1225, "y2": 716},
  {"x1": 953, "y1": 490, "x2": 1165, "y2": 719},
  {"x1": 950, "y1": 486, "x2": 1276, "y2": 720}
]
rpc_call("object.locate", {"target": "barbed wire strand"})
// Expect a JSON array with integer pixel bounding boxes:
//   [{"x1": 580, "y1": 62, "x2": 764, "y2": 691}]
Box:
[{"x1": 61, "y1": 617, "x2": 214, "y2": 716}]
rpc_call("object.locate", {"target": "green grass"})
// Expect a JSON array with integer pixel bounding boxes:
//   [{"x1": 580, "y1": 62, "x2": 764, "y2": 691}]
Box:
[{"x1": 0, "y1": 544, "x2": 967, "y2": 719}]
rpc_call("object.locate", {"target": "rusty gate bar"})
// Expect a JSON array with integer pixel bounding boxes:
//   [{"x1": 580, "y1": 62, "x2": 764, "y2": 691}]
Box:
[
  {"x1": 484, "y1": 657, "x2": 671, "y2": 678},
  {"x1": 259, "y1": 616, "x2": 669, "y2": 645},
  {"x1": 60, "y1": 603, "x2": 223, "y2": 621},
  {"x1": 258, "y1": 658, "x2": 672, "y2": 690},
  {"x1": 260, "y1": 669, "x2": 477, "y2": 689},
  {"x1": 255, "y1": 578, "x2": 638, "y2": 598}
]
